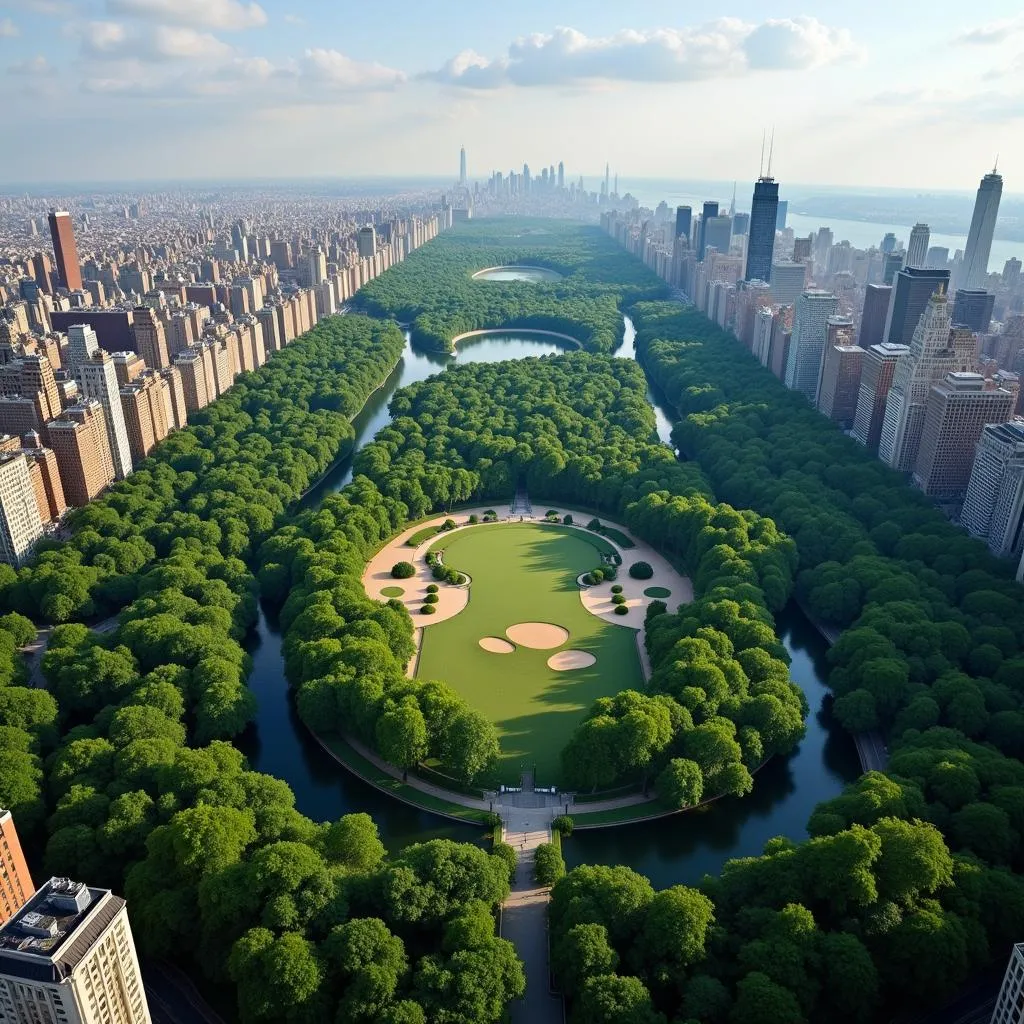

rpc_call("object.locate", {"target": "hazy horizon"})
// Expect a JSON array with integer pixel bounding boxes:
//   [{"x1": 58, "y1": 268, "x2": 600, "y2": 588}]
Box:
[{"x1": 1, "y1": 0, "x2": 1022, "y2": 189}]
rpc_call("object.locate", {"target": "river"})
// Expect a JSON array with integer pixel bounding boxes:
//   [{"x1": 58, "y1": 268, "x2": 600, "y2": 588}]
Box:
[{"x1": 238, "y1": 315, "x2": 861, "y2": 879}]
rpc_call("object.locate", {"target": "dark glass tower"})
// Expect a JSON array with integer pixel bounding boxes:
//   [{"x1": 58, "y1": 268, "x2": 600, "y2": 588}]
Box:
[
  {"x1": 697, "y1": 201, "x2": 719, "y2": 260},
  {"x1": 675, "y1": 206, "x2": 692, "y2": 244},
  {"x1": 745, "y1": 177, "x2": 779, "y2": 282},
  {"x1": 884, "y1": 266, "x2": 951, "y2": 348}
]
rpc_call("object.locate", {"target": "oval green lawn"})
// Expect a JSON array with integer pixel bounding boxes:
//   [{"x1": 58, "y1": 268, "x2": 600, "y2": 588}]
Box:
[
  {"x1": 380, "y1": 586, "x2": 405, "y2": 597},
  {"x1": 417, "y1": 522, "x2": 644, "y2": 786},
  {"x1": 643, "y1": 586, "x2": 671, "y2": 599}
]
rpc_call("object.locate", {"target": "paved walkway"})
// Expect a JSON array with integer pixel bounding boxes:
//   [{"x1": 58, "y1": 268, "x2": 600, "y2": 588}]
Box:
[{"x1": 502, "y1": 811, "x2": 563, "y2": 1024}]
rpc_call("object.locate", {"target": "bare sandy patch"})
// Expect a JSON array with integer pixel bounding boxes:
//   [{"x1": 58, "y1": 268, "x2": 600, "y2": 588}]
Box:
[
  {"x1": 506, "y1": 622, "x2": 569, "y2": 650},
  {"x1": 547, "y1": 650, "x2": 596, "y2": 671},
  {"x1": 480, "y1": 636, "x2": 515, "y2": 654}
]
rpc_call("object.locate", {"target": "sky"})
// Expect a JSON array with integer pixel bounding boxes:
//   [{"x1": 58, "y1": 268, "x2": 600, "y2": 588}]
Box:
[{"x1": 1, "y1": 0, "x2": 1023, "y2": 190}]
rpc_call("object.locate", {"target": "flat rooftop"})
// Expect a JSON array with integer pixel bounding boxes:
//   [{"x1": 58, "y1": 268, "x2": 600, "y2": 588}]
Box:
[{"x1": 0, "y1": 877, "x2": 120, "y2": 983}]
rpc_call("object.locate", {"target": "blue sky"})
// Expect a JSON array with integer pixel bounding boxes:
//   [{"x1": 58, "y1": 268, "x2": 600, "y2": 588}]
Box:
[{"x1": 1, "y1": 0, "x2": 1022, "y2": 188}]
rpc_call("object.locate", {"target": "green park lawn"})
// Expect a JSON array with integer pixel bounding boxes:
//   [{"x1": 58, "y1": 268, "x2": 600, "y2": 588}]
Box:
[{"x1": 419, "y1": 522, "x2": 643, "y2": 786}]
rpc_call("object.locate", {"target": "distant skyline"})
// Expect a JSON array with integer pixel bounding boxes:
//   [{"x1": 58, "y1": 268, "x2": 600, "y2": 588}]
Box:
[{"x1": 1, "y1": 0, "x2": 1022, "y2": 187}]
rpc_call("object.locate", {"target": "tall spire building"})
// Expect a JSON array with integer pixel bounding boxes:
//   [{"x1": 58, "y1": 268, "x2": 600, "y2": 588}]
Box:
[
  {"x1": 459, "y1": 146, "x2": 467, "y2": 186},
  {"x1": 906, "y1": 223, "x2": 930, "y2": 268},
  {"x1": 745, "y1": 176, "x2": 779, "y2": 282},
  {"x1": 961, "y1": 168, "x2": 1003, "y2": 290}
]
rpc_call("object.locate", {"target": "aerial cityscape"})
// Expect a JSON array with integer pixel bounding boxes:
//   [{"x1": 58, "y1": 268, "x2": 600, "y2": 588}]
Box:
[{"x1": 3, "y1": 2, "x2": 1024, "y2": 1024}]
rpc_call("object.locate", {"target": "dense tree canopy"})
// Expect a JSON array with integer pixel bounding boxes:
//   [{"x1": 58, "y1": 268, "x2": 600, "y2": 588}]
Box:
[{"x1": 354, "y1": 220, "x2": 668, "y2": 353}]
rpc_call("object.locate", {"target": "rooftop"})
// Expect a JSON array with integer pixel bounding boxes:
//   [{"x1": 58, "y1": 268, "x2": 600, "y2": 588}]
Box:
[{"x1": 0, "y1": 877, "x2": 121, "y2": 982}]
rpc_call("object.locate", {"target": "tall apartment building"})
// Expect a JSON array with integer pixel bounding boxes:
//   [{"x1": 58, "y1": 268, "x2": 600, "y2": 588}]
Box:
[
  {"x1": 20, "y1": 435, "x2": 66, "y2": 526},
  {"x1": 0, "y1": 877, "x2": 151, "y2": 1024},
  {"x1": 111, "y1": 352, "x2": 146, "y2": 387},
  {"x1": 0, "y1": 811, "x2": 34, "y2": 926},
  {"x1": 47, "y1": 402, "x2": 113, "y2": 508},
  {"x1": 158, "y1": 367, "x2": 187, "y2": 430},
  {"x1": 697, "y1": 202, "x2": 718, "y2": 261},
  {"x1": 0, "y1": 453, "x2": 44, "y2": 567},
  {"x1": 878, "y1": 290, "x2": 974, "y2": 471},
  {"x1": 859, "y1": 284, "x2": 893, "y2": 349},
  {"x1": 65, "y1": 325, "x2": 99, "y2": 380},
  {"x1": 884, "y1": 267, "x2": 951, "y2": 348},
  {"x1": 784, "y1": 290, "x2": 839, "y2": 400},
  {"x1": 80, "y1": 353, "x2": 133, "y2": 481},
  {"x1": 130, "y1": 306, "x2": 169, "y2": 370},
  {"x1": 817, "y1": 344, "x2": 865, "y2": 427},
  {"x1": 960, "y1": 419, "x2": 1024, "y2": 557},
  {"x1": 18, "y1": 356, "x2": 61, "y2": 423},
  {"x1": 769, "y1": 261, "x2": 806, "y2": 306},
  {"x1": 174, "y1": 350, "x2": 209, "y2": 416},
  {"x1": 165, "y1": 312, "x2": 194, "y2": 357},
  {"x1": 256, "y1": 306, "x2": 282, "y2": 353},
  {"x1": 47, "y1": 211, "x2": 82, "y2": 292},
  {"x1": 356, "y1": 226, "x2": 377, "y2": 259},
  {"x1": 119, "y1": 373, "x2": 170, "y2": 465},
  {"x1": 913, "y1": 372, "x2": 1015, "y2": 497},
  {"x1": 852, "y1": 342, "x2": 909, "y2": 451}
]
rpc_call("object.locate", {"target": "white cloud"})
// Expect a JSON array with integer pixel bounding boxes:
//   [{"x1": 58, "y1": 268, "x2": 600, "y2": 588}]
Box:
[
  {"x1": 0, "y1": 18, "x2": 17, "y2": 37},
  {"x1": 302, "y1": 48, "x2": 405, "y2": 90},
  {"x1": 426, "y1": 19, "x2": 862, "y2": 89},
  {"x1": 106, "y1": 0, "x2": 266, "y2": 31},
  {"x1": 954, "y1": 16, "x2": 1024, "y2": 45},
  {"x1": 76, "y1": 20, "x2": 231, "y2": 60},
  {"x1": 6, "y1": 54, "x2": 50, "y2": 75}
]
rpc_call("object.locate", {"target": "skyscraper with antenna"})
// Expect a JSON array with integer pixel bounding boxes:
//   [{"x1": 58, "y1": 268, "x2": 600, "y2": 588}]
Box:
[
  {"x1": 961, "y1": 165, "x2": 1002, "y2": 290},
  {"x1": 459, "y1": 146, "x2": 467, "y2": 186},
  {"x1": 745, "y1": 131, "x2": 780, "y2": 283}
]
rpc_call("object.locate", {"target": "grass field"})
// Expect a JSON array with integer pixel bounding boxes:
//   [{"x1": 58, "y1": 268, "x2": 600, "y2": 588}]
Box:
[{"x1": 419, "y1": 522, "x2": 643, "y2": 785}]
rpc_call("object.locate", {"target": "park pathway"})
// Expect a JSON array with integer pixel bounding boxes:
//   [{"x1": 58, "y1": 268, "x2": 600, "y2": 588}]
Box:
[{"x1": 501, "y1": 803, "x2": 563, "y2": 1024}]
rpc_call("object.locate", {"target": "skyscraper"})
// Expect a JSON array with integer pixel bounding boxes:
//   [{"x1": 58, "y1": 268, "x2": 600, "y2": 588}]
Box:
[
  {"x1": 131, "y1": 306, "x2": 169, "y2": 370},
  {"x1": 675, "y1": 206, "x2": 692, "y2": 245},
  {"x1": 697, "y1": 202, "x2": 719, "y2": 260},
  {"x1": 0, "y1": 877, "x2": 151, "y2": 1024},
  {"x1": 817, "y1": 344, "x2": 864, "y2": 426},
  {"x1": 745, "y1": 177, "x2": 779, "y2": 283},
  {"x1": 703, "y1": 216, "x2": 732, "y2": 259},
  {"x1": 961, "y1": 168, "x2": 1003, "y2": 290},
  {"x1": 784, "y1": 290, "x2": 839, "y2": 400},
  {"x1": 851, "y1": 342, "x2": 910, "y2": 451},
  {"x1": 906, "y1": 223, "x2": 930, "y2": 268},
  {"x1": 0, "y1": 811, "x2": 34, "y2": 926},
  {"x1": 776, "y1": 200, "x2": 788, "y2": 231},
  {"x1": 882, "y1": 252, "x2": 904, "y2": 286},
  {"x1": 878, "y1": 288, "x2": 974, "y2": 471},
  {"x1": 913, "y1": 373, "x2": 1015, "y2": 497},
  {"x1": 47, "y1": 211, "x2": 82, "y2": 292},
  {"x1": 80, "y1": 352, "x2": 133, "y2": 481},
  {"x1": 66, "y1": 325, "x2": 99, "y2": 380},
  {"x1": 961, "y1": 419, "x2": 1024, "y2": 558},
  {"x1": 459, "y1": 146, "x2": 467, "y2": 185},
  {"x1": 557, "y1": 161, "x2": 564, "y2": 189},
  {"x1": 884, "y1": 266, "x2": 952, "y2": 348},
  {"x1": 859, "y1": 284, "x2": 893, "y2": 348},
  {"x1": 356, "y1": 226, "x2": 376, "y2": 260},
  {"x1": 770, "y1": 261, "x2": 807, "y2": 305},
  {"x1": 0, "y1": 453, "x2": 44, "y2": 567},
  {"x1": 952, "y1": 289, "x2": 995, "y2": 333}
]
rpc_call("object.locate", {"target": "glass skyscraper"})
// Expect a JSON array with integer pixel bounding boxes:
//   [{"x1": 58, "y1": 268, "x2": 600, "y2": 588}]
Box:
[{"x1": 745, "y1": 177, "x2": 779, "y2": 282}]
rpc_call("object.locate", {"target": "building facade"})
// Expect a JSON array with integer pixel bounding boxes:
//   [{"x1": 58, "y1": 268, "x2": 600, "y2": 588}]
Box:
[
  {"x1": 0, "y1": 454, "x2": 44, "y2": 567},
  {"x1": 46, "y1": 212, "x2": 82, "y2": 292},
  {"x1": 961, "y1": 419, "x2": 1024, "y2": 557},
  {"x1": 961, "y1": 169, "x2": 1002, "y2": 291},
  {"x1": 784, "y1": 290, "x2": 839, "y2": 400},
  {"x1": 913, "y1": 373, "x2": 1015, "y2": 497},
  {"x1": 0, "y1": 878, "x2": 151, "y2": 1024},
  {"x1": 0, "y1": 811, "x2": 33, "y2": 927},
  {"x1": 817, "y1": 344, "x2": 865, "y2": 426},
  {"x1": 80, "y1": 353, "x2": 133, "y2": 481},
  {"x1": 744, "y1": 177, "x2": 779, "y2": 283},
  {"x1": 884, "y1": 267, "x2": 952, "y2": 348},
  {"x1": 851, "y1": 342, "x2": 909, "y2": 451}
]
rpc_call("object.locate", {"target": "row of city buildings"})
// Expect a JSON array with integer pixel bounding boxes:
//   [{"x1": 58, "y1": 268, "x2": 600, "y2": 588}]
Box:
[
  {"x1": 603, "y1": 169, "x2": 1024, "y2": 583},
  {"x1": 0, "y1": 199, "x2": 452, "y2": 567}
]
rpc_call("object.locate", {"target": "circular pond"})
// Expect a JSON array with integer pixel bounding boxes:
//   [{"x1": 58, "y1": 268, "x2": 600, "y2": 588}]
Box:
[{"x1": 471, "y1": 265, "x2": 563, "y2": 282}]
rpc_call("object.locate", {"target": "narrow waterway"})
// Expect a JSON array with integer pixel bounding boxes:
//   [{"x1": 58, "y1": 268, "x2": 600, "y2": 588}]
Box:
[{"x1": 239, "y1": 315, "x2": 861, "y2": 875}]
